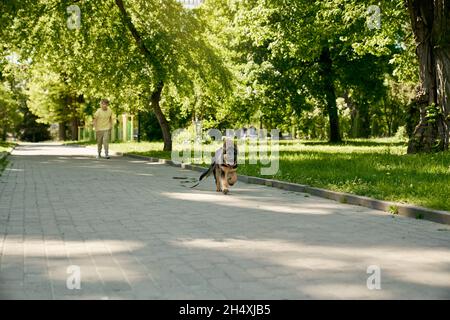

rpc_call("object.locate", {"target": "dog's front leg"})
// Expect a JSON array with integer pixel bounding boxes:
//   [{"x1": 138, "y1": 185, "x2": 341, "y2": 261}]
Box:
[
  {"x1": 221, "y1": 168, "x2": 230, "y2": 195},
  {"x1": 214, "y1": 166, "x2": 221, "y2": 192}
]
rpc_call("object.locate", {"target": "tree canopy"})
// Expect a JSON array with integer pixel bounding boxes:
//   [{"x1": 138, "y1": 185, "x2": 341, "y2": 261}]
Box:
[{"x1": 1, "y1": 0, "x2": 448, "y2": 153}]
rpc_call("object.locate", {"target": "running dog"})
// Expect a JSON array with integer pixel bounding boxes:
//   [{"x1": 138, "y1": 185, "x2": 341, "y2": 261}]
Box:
[{"x1": 192, "y1": 139, "x2": 238, "y2": 194}]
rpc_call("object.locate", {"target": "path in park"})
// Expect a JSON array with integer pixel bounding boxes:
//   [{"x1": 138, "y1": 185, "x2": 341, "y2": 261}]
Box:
[{"x1": 0, "y1": 142, "x2": 449, "y2": 299}]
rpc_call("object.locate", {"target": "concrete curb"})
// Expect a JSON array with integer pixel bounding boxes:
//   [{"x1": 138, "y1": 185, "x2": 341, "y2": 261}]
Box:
[{"x1": 121, "y1": 152, "x2": 450, "y2": 225}]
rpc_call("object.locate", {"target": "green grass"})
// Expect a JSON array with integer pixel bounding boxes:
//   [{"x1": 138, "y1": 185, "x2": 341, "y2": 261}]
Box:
[
  {"x1": 76, "y1": 138, "x2": 450, "y2": 211},
  {"x1": 0, "y1": 141, "x2": 16, "y2": 153},
  {"x1": 0, "y1": 141, "x2": 16, "y2": 176},
  {"x1": 106, "y1": 141, "x2": 172, "y2": 160}
]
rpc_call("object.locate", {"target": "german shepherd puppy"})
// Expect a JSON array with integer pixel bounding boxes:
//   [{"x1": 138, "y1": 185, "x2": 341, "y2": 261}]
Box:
[{"x1": 195, "y1": 139, "x2": 238, "y2": 194}]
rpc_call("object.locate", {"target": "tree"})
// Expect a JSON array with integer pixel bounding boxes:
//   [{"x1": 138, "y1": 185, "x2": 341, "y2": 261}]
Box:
[
  {"x1": 16, "y1": 105, "x2": 51, "y2": 142},
  {"x1": 0, "y1": 54, "x2": 49, "y2": 142},
  {"x1": 406, "y1": 0, "x2": 450, "y2": 153},
  {"x1": 204, "y1": 0, "x2": 409, "y2": 142},
  {"x1": 0, "y1": 56, "x2": 20, "y2": 140},
  {"x1": 1, "y1": 0, "x2": 433, "y2": 146},
  {"x1": 27, "y1": 62, "x2": 85, "y2": 140},
  {"x1": 337, "y1": 52, "x2": 392, "y2": 138},
  {"x1": 4, "y1": 0, "x2": 231, "y2": 150},
  {"x1": 0, "y1": 82, "x2": 20, "y2": 140}
]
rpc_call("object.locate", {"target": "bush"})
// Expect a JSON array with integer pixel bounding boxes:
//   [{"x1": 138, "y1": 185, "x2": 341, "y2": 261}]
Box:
[{"x1": 140, "y1": 111, "x2": 163, "y2": 141}]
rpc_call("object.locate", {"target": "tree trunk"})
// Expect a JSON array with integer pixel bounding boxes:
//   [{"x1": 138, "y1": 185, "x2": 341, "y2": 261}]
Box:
[
  {"x1": 1, "y1": 125, "x2": 7, "y2": 141},
  {"x1": 115, "y1": 0, "x2": 171, "y2": 150},
  {"x1": 71, "y1": 117, "x2": 79, "y2": 141},
  {"x1": 150, "y1": 82, "x2": 172, "y2": 151},
  {"x1": 58, "y1": 122, "x2": 66, "y2": 141},
  {"x1": 319, "y1": 47, "x2": 341, "y2": 143},
  {"x1": 382, "y1": 99, "x2": 393, "y2": 137},
  {"x1": 65, "y1": 94, "x2": 78, "y2": 141},
  {"x1": 355, "y1": 103, "x2": 371, "y2": 138},
  {"x1": 407, "y1": 0, "x2": 450, "y2": 153}
]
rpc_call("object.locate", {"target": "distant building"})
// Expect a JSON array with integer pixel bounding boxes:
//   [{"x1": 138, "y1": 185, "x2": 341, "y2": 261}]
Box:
[{"x1": 78, "y1": 113, "x2": 137, "y2": 142}]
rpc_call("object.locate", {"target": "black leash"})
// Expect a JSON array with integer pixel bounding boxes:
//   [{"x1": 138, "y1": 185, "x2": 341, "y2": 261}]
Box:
[{"x1": 190, "y1": 181, "x2": 201, "y2": 189}]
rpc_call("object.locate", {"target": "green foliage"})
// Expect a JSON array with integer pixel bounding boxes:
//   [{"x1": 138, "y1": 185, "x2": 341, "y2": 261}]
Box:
[
  {"x1": 0, "y1": 158, "x2": 8, "y2": 176},
  {"x1": 0, "y1": 0, "x2": 423, "y2": 143},
  {"x1": 16, "y1": 106, "x2": 51, "y2": 142},
  {"x1": 394, "y1": 126, "x2": 408, "y2": 141},
  {"x1": 0, "y1": 141, "x2": 16, "y2": 153},
  {"x1": 0, "y1": 141, "x2": 14, "y2": 176},
  {"x1": 0, "y1": 82, "x2": 20, "y2": 140},
  {"x1": 140, "y1": 110, "x2": 163, "y2": 141},
  {"x1": 0, "y1": 55, "x2": 27, "y2": 140},
  {"x1": 199, "y1": 0, "x2": 418, "y2": 139},
  {"x1": 4, "y1": 0, "x2": 231, "y2": 135},
  {"x1": 27, "y1": 62, "x2": 84, "y2": 125},
  {"x1": 425, "y1": 104, "x2": 442, "y2": 124}
]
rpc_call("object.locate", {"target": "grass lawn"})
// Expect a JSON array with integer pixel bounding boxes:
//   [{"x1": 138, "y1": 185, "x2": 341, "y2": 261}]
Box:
[
  {"x1": 0, "y1": 141, "x2": 16, "y2": 153},
  {"x1": 76, "y1": 138, "x2": 450, "y2": 212},
  {"x1": 0, "y1": 141, "x2": 16, "y2": 176}
]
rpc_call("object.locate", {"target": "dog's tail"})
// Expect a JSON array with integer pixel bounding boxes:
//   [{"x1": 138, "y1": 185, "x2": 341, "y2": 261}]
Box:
[{"x1": 191, "y1": 162, "x2": 215, "y2": 189}]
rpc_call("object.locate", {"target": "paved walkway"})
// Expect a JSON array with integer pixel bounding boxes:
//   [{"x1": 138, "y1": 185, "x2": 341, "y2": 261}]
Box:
[{"x1": 0, "y1": 142, "x2": 449, "y2": 299}]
